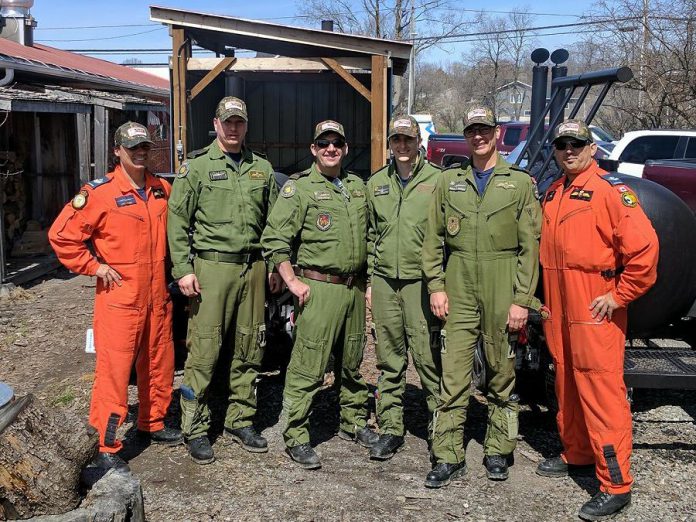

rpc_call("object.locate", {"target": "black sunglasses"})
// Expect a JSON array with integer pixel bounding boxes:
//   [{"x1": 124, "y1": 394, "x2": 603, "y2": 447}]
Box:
[
  {"x1": 554, "y1": 139, "x2": 588, "y2": 150},
  {"x1": 315, "y1": 138, "x2": 346, "y2": 149}
]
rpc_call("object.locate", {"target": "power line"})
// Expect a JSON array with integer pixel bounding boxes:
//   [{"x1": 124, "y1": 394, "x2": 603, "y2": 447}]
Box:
[{"x1": 36, "y1": 27, "x2": 165, "y2": 42}]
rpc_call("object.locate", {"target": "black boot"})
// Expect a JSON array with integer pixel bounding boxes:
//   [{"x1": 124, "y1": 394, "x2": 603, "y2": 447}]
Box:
[
  {"x1": 424, "y1": 462, "x2": 467, "y2": 488},
  {"x1": 224, "y1": 426, "x2": 268, "y2": 453},
  {"x1": 338, "y1": 426, "x2": 379, "y2": 448},
  {"x1": 286, "y1": 443, "x2": 321, "y2": 469},
  {"x1": 369, "y1": 434, "x2": 404, "y2": 461},
  {"x1": 187, "y1": 436, "x2": 215, "y2": 465},
  {"x1": 91, "y1": 452, "x2": 130, "y2": 472},
  {"x1": 484, "y1": 455, "x2": 509, "y2": 481},
  {"x1": 536, "y1": 456, "x2": 595, "y2": 478},
  {"x1": 138, "y1": 427, "x2": 184, "y2": 446},
  {"x1": 579, "y1": 491, "x2": 631, "y2": 521}
]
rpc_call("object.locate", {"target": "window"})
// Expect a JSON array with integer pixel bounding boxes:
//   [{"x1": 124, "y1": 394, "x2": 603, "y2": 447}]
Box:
[
  {"x1": 503, "y1": 127, "x2": 523, "y2": 147},
  {"x1": 509, "y1": 91, "x2": 523, "y2": 104},
  {"x1": 685, "y1": 137, "x2": 696, "y2": 159},
  {"x1": 619, "y1": 135, "x2": 680, "y2": 163}
]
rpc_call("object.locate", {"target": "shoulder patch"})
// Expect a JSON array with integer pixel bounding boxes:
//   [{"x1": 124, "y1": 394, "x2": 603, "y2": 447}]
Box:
[
  {"x1": 177, "y1": 162, "x2": 190, "y2": 178},
  {"x1": 87, "y1": 177, "x2": 112, "y2": 189},
  {"x1": 71, "y1": 189, "x2": 89, "y2": 210},
  {"x1": 621, "y1": 191, "x2": 639, "y2": 208},
  {"x1": 281, "y1": 180, "x2": 297, "y2": 198},
  {"x1": 186, "y1": 147, "x2": 208, "y2": 159},
  {"x1": 602, "y1": 174, "x2": 625, "y2": 186}
]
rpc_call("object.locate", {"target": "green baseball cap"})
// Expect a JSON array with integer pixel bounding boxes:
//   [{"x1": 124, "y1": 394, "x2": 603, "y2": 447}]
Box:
[
  {"x1": 314, "y1": 120, "x2": 346, "y2": 140},
  {"x1": 462, "y1": 105, "x2": 497, "y2": 131},
  {"x1": 388, "y1": 114, "x2": 420, "y2": 139},
  {"x1": 215, "y1": 96, "x2": 248, "y2": 122},
  {"x1": 114, "y1": 122, "x2": 154, "y2": 148},
  {"x1": 552, "y1": 119, "x2": 593, "y2": 143}
]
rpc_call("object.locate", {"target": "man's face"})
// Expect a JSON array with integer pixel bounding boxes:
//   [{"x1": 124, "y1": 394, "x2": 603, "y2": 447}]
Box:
[
  {"x1": 114, "y1": 143, "x2": 151, "y2": 172},
  {"x1": 553, "y1": 138, "x2": 597, "y2": 175},
  {"x1": 214, "y1": 115, "x2": 247, "y2": 152},
  {"x1": 311, "y1": 132, "x2": 347, "y2": 171},
  {"x1": 464, "y1": 124, "x2": 499, "y2": 159},
  {"x1": 389, "y1": 134, "x2": 420, "y2": 163}
]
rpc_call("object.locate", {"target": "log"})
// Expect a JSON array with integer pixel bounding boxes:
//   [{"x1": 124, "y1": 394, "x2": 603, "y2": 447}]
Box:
[{"x1": 0, "y1": 394, "x2": 98, "y2": 519}]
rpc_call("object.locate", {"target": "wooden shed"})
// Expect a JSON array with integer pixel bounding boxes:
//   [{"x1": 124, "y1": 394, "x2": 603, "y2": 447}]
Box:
[{"x1": 150, "y1": 5, "x2": 412, "y2": 176}]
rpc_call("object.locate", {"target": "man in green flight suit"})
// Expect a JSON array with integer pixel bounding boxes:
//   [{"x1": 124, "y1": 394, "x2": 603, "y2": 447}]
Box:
[
  {"x1": 366, "y1": 114, "x2": 443, "y2": 461},
  {"x1": 167, "y1": 96, "x2": 281, "y2": 464},
  {"x1": 261, "y1": 120, "x2": 377, "y2": 469},
  {"x1": 422, "y1": 105, "x2": 541, "y2": 487}
]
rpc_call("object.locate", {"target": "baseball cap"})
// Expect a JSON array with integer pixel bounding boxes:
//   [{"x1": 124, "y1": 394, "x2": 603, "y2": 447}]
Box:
[
  {"x1": 462, "y1": 105, "x2": 496, "y2": 131},
  {"x1": 388, "y1": 115, "x2": 420, "y2": 139},
  {"x1": 114, "y1": 122, "x2": 154, "y2": 148},
  {"x1": 215, "y1": 96, "x2": 248, "y2": 122},
  {"x1": 552, "y1": 119, "x2": 593, "y2": 143},
  {"x1": 314, "y1": 120, "x2": 346, "y2": 140}
]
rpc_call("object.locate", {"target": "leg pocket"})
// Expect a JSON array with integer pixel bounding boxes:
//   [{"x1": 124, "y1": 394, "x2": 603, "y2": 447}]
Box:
[
  {"x1": 569, "y1": 322, "x2": 622, "y2": 372},
  {"x1": 344, "y1": 333, "x2": 366, "y2": 372},
  {"x1": 289, "y1": 336, "x2": 327, "y2": 381},
  {"x1": 188, "y1": 325, "x2": 221, "y2": 365}
]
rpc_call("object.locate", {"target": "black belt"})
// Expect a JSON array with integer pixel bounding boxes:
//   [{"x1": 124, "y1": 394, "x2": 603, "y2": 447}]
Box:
[
  {"x1": 197, "y1": 250, "x2": 261, "y2": 264},
  {"x1": 601, "y1": 267, "x2": 624, "y2": 278}
]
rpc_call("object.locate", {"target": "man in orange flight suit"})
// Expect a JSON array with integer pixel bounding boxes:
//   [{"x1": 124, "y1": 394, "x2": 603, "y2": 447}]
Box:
[
  {"x1": 49, "y1": 122, "x2": 182, "y2": 471},
  {"x1": 537, "y1": 119, "x2": 658, "y2": 521}
]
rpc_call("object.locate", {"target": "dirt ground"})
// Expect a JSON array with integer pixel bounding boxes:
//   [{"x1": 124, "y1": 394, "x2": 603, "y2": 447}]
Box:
[{"x1": 1, "y1": 271, "x2": 695, "y2": 521}]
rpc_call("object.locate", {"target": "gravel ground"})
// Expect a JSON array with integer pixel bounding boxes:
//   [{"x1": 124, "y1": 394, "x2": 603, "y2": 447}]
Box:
[{"x1": 1, "y1": 271, "x2": 695, "y2": 521}]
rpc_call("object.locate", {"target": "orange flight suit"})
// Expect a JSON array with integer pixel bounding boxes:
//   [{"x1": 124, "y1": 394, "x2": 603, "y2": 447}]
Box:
[
  {"x1": 48, "y1": 165, "x2": 173, "y2": 453},
  {"x1": 540, "y1": 163, "x2": 658, "y2": 494}
]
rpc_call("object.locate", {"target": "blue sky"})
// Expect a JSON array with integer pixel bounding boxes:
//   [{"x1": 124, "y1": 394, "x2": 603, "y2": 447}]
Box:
[{"x1": 30, "y1": 1, "x2": 592, "y2": 66}]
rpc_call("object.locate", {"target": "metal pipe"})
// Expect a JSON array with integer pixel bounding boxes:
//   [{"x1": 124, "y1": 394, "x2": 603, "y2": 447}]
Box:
[
  {"x1": 584, "y1": 82, "x2": 613, "y2": 123},
  {"x1": 548, "y1": 64, "x2": 568, "y2": 129},
  {"x1": 518, "y1": 88, "x2": 561, "y2": 167},
  {"x1": 551, "y1": 67, "x2": 633, "y2": 89},
  {"x1": 527, "y1": 63, "x2": 548, "y2": 162},
  {"x1": 567, "y1": 84, "x2": 592, "y2": 119},
  {"x1": 0, "y1": 67, "x2": 14, "y2": 86}
]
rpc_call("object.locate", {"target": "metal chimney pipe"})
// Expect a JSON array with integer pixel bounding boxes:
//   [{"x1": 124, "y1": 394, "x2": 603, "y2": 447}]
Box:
[{"x1": 321, "y1": 20, "x2": 334, "y2": 31}]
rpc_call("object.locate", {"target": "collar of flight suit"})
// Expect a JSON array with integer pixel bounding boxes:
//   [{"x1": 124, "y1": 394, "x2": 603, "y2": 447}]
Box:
[
  {"x1": 206, "y1": 139, "x2": 254, "y2": 165},
  {"x1": 560, "y1": 161, "x2": 602, "y2": 192},
  {"x1": 111, "y1": 164, "x2": 161, "y2": 195},
  {"x1": 307, "y1": 163, "x2": 349, "y2": 192},
  {"x1": 387, "y1": 150, "x2": 425, "y2": 189},
  {"x1": 457, "y1": 153, "x2": 511, "y2": 191}
]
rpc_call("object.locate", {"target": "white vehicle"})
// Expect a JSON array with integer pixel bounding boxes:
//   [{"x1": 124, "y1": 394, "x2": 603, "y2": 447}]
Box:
[
  {"x1": 607, "y1": 129, "x2": 696, "y2": 177},
  {"x1": 589, "y1": 125, "x2": 616, "y2": 144},
  {"x1": 410, "y1": 114, "x2": 436, "y2": 150}
]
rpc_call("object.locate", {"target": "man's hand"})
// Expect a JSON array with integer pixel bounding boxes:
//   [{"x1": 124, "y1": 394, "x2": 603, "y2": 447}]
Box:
[
  {"x1": 366, "y1": 285, "x2": 372, "y2": 309},
  {"x1": 589, "y1": 292, "x2": 620, "y2": 322},
  {"x1": 268, "y1": 273, "x2": 283, "y2": 294},
  {"x1": 178, "y1": 273, "x2": 201, "y2": 297},
  {"x1": 287, "y1": 278, "x2": 311, "y2": 306},
  {"x1": 95, "y1": 264, "x2": 122, "y2": 289},
  {"x1": 430, "y1": 291, "x2": 449, "y2": 321},
  {"x1": 507, "y1": 304, "x2": 529, "y2": 332}
]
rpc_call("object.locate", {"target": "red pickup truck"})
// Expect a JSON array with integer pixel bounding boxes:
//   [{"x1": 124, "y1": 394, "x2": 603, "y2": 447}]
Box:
[
  {"x1": 642, "y1": 159, "x2": 696, "y2": 213},
  {"x1": 427, "y1": 122, "x2": 538, "y2": 167}
]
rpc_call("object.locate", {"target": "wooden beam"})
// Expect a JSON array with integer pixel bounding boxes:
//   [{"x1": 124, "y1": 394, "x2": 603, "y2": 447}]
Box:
[
  {"x1": 189, "y1": 57, "x2": 237, "y2": 101},
  {"x1": 171, "y1": 27, "x2": 189, "y2": 172},
  {"x1": 370, "y1": 55, "x2": 388, "y2": 173},
  {"x1": 187, "y1": 56, "x2": 371, "y2": 72},
  {"x1": 320, "y1": 58, "x2": 371, "y2": 102},
  {"x1": 93, "y1": 105, "x2": 108, "y2": 179},
  {"x1": 76, "y1": 113, "x2": 91, "y2": 185}
]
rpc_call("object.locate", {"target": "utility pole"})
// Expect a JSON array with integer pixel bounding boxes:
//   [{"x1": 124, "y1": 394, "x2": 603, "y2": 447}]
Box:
[
  {"x1": 638, "y1": 0, "x2": 649, "y2": 110},
  {"x1": 407, "y1": 0, "x2": 416, "y2": 114}
]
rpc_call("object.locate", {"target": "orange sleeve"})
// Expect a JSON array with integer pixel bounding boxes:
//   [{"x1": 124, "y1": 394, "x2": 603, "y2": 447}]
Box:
[
  {"x1": 48, "y1": 188, "x2": 107, "y2": 276},
  {"x1": 605, "y1": 187, "x2": 659, "y2": 307}
]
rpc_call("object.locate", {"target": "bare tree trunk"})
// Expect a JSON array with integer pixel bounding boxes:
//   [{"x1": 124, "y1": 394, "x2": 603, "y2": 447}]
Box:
[{"x1": 0, "y1": 394, "x2": 98, "y2": 519}]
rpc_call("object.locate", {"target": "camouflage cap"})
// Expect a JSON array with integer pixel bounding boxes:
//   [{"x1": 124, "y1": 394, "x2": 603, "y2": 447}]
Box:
[
  {"x1": 114, "y1": 122, "x2": 153, "y2": 148},
  {"x1": 215, "y1": 96, "x2": 248, "y2": 122},
  {"x1": 388, "y1": 114, "x2": 420, "y2": 139},
  {"x1": 462, "y1": 105, "x2": 497, "y2": 131},
  {"x1": 552, "y1": 119, "x2": 593, "y2": 143},
  {"x1": 314, "y1": 120, "x2": 346, "y2": 140}
]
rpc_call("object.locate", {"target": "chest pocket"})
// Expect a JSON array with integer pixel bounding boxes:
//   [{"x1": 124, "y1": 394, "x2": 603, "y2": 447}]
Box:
[
  {"x1": 199, "y1": 184, "x2": 236, "y2": 224},
  {"x1": 487, "y1": 200, "x2": 519, "y2": 251},
  {"x1": 559, "y1": 206, "x2": 599, "y2": 269},
  {"x1": 105, "y1": 208, "x2": 144, "y2": 263},
  {"x1": 443, "y1": 198, "x2": 471, "y2": 249}
]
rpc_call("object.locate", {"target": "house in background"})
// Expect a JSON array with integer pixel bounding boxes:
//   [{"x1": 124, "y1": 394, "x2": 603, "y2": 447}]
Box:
[
  {"x1": 0, "y1": 1, "x2": 170, "y2": 286},
  {"x1": 494, "y1": 80, "x2": 533, "y2": 122}
]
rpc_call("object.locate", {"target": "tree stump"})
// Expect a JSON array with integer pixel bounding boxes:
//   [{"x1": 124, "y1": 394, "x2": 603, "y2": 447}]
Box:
[{"x1": 0, "y1": 394, "x2": 98, "y2": 519}]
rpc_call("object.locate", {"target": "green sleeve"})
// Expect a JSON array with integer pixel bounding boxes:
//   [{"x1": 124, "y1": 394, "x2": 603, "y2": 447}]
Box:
[
  {"x1": 366, "y1": 188, "x2": 377, "y2": 283},
  {"x1": 422, "y1": 175, "x2": 448, "y2": 294},
  {"x1": 167, "y1": 165, "x2": 199, "y2": 280},
  {"x1": 261, "y1": 182, "x2": 304, "y2": 267},
  {"x1": 513, "y1": 178, "x2": 542, "y2": 309},
  {"x1": 265, "y1": 167, "x2": 280, "y2": 272}
]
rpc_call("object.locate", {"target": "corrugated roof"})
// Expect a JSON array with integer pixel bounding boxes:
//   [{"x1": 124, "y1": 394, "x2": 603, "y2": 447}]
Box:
[{"x1": 0, "y1": 38, "x2": 169, "y2": 95}]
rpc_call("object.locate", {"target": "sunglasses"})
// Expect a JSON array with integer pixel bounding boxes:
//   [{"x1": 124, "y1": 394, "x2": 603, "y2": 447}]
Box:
[
  {"x1": 464, "y1": 125, "x2": 494, "y2": 138},
  {"x1": 554, "y1": 139, "x2": 588, "y2": 150},
  {"x1": 315, "y1": 138, "x2": 346, "y2": 149}
]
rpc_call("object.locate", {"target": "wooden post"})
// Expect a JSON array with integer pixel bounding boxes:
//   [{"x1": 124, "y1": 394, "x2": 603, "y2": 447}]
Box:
[
  {"x1": 93, "y1": 105, "x2": 108, "y2": 178},
  {"x1": 171, "y1": 27, "x2": 189, "y2": 172},
  {"x1": 370, "y1": 55, "x2": 388, "y2": 173},
  {"x1": 76, "y1": 112, "x2": 91, "y2": 184}
]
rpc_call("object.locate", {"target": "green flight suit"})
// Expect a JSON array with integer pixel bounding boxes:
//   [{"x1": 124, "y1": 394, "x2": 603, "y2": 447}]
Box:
[
  {"x1": 261, "y1": 164, "x2": 370, "y2": 448},
  {"x1": 167, "y1": 140, "x2": 278, "y2": 440},
  {"x1": 366, "y1": 152, "x2": 443, "y2": 437},
  {"x1": 422, "y1": 154, "x2": 541, "y2": 464}
]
